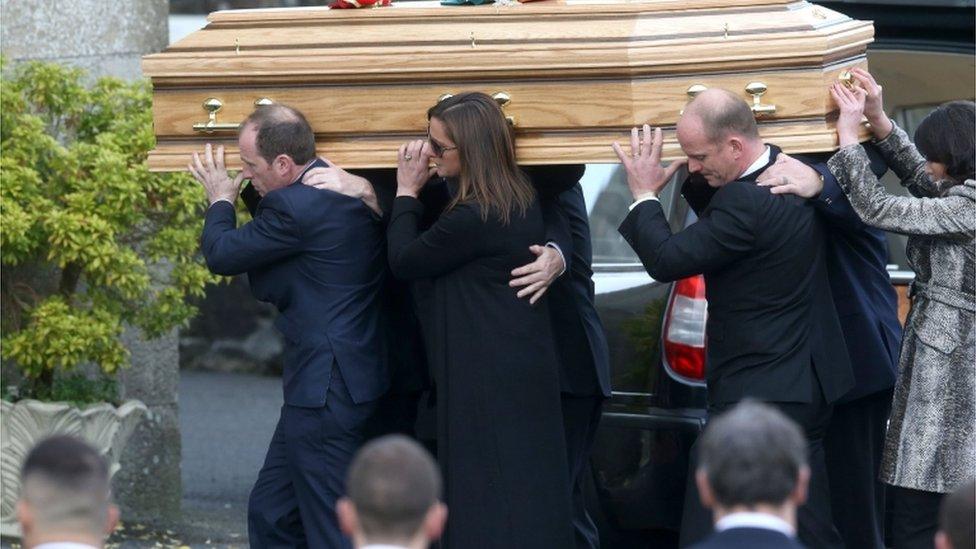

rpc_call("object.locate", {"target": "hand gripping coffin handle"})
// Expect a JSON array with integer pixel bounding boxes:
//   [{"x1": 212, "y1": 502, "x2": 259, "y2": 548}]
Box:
[
  {"x1": 192, "y1": 98, "x2": 275, "y2": 133},
  {"x1": 745, "y1": 82, "x2": 777, "y2": 117},
  {"x1": 436, "y1": 92, "x2": 515, "y2": 126}
]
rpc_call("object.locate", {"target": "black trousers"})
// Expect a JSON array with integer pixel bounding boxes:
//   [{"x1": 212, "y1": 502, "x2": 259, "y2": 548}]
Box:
[
  {"x1": 679, "y1": 376, "x2": 843, "y2": 549},
  {"x1": 824, "y1": 388, "x2": 892, "y2": 549},
  {"x1": 561, "y1": 394, "x2": 604, "y2": 549},
  {"x1": 248, "y1": 366, "x2": 376, "y2": 549},
  {"x1": 888, "y1": 485, "x2": 944, "y2": 549}
]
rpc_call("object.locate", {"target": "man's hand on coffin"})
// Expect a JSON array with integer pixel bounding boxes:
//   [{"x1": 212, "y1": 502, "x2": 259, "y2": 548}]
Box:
[
  {"x1": 613, "y1": 125, "x2": 687, "y2": 200},
  {"x1": 509, "y1": 244, "x2": 565, "y2": 305},
  {"x1": 396, "y1": 139, "x2": 437, "y2": 198},
  {"x1": 303, "y1": 162, "x2": 382, "y2": 216},
  {"x1": 189, "y1": 144, "x2": 245, "y2": 206},
  {"x1": 850, "y1": 68, "x2": 892, "y2": 140},
  {"x1": 830, "y1": 83, "x2": 868, "y2": 148},
  {"x1": 756, "y1": 154, "x2": 824, "y2": 198}
]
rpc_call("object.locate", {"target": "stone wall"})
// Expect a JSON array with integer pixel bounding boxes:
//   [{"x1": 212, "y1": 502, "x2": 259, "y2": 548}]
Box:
[{"x1": 0, "y1": 0, "x2": 180, "y2": 525}]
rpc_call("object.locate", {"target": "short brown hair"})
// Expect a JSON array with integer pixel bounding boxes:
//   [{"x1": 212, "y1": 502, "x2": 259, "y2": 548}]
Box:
[
  {"x1": 346, "y1": 435, "x2": 441, "y2": 539},
  {"x1": 427, "y1": 92, "x2": 535, "y2": 225},
  {"x1": 915, "y1": 100, "x2": 976, "y2": 183},
  {"x1": 241, "y1": 104, "x2": 316, "y2": 166}
]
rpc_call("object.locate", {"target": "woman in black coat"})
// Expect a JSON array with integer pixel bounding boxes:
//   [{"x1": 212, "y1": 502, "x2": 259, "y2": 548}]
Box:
[{"x1": 387, "y1": 92, "x2": 573, "y2": 549}]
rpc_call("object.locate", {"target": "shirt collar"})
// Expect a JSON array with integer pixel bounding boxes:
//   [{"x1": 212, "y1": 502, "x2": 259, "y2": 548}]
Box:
[
  {"x1": 361, "y1": 545, "x2": 410, "y2": 549},
  {"x1": 714, "y1": 511, "x2": 795, "y2": 537},
  {"x1": 34, "y1": 543, "x2": 100, "y2": 549},
  {"x1": 739, "y1": 145, "x2": 771, "y2": 179}
]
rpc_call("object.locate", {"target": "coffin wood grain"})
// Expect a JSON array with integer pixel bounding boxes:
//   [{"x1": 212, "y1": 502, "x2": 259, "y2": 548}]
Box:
[{"x1": 143, "y1": 0, "x2": 874, "y2": 171}]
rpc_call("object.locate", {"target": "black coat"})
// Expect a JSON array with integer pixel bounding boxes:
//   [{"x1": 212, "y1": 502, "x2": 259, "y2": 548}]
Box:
[
  {"x1": 618, "y1": 147, "x2": 854, "y2": 406},
  {"x1": 387, "y1": 194, "x2": 573, "y2": 549}
]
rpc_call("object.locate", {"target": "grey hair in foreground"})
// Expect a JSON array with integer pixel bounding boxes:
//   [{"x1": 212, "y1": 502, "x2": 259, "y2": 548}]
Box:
[{"x1": 698, "y1": 401, "x2": 807, "y2": 508}]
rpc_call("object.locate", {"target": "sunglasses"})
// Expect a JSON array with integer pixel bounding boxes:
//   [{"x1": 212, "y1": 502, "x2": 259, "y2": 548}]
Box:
[{"x1": 427, "y1": 134, "x2": 458, "y2": 157}]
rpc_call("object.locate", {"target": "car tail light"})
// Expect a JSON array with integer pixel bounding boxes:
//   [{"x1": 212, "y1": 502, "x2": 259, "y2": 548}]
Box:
[{"x1": 662, "y1": 275, "x2": 707, "y2": 384}]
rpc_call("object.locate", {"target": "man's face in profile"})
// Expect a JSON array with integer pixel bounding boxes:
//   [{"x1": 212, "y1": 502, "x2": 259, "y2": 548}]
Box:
[
  {"x1": 238, "y1": 124, "x2": 282, "y2": 196},
  {"x1": 677, "y1": 115, "x2": 740, "y2": 187}
]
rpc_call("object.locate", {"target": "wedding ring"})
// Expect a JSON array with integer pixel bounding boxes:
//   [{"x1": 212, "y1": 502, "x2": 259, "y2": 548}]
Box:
[
  {"x1": 782, "y1": 176, "x2": 788, "y2": 185},
  {"x1": 404, "y1": 154, "x2": 413, "y2": 161}
]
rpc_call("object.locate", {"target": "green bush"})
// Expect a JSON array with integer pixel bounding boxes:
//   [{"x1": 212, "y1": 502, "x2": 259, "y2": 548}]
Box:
[{"x1": 0, "y1": 59, "x2": 218, "y2": 402}]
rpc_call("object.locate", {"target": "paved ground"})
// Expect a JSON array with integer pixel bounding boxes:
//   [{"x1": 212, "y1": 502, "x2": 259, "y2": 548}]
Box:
[{"x1": 173, "y1": 370, "x2": 281, "y2": 547}]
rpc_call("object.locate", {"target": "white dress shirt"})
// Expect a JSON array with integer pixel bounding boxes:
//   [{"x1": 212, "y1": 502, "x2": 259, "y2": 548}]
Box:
[
  {"x1": 34, "y1": 543, "x2": 100, "y2": 549},
  {"x1": 361, "y1": 545, "x2": 410, "y2": 549},
  {"x1": 714, "y1": 511, "x2": 795, "y2": 537}
]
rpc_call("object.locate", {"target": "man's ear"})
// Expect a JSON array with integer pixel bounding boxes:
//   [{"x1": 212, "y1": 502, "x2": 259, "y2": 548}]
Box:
[
  {"x1": 273, "y1": 154, "x2": 295, "y2": 176},
  {"x1": 792, "y1": 466, "x2": 811, "y2": 506},
  {"x1": 728, "y1": 137, "x2": 744, "y2": 158},
  {"x1": 695, "y1": 470, "x2": 716, "y2": 510},
  {"x1": 105, "y1": 503, "x2": 120, "y2": 535},
  {"x1": 423, "y1": 502, "x2": 448, "y2": 542},
  {"x1": 336, "y1": 497, "x2": 358, "y2": 537}
]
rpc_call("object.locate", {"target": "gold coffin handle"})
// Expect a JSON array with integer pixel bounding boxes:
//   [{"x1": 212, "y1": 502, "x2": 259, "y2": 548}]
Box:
[
  {"x1": 680, "y1": 84, "x2": 708, "y2": 114},
  {"x1": 192, "y1": 98, "x2": 276, "y2": 132},
  {"x1": 192, "y1": 98, "x2": 240, "y2": 133},
  {"x1": 745, "y1": 82, "x2": 777, "y2": 117},
  {"x1": 839, "y1": 70, "x2": 856, "y2": 90}
]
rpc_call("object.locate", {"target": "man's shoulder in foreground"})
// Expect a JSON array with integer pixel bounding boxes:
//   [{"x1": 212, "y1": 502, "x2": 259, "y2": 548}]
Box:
[{"x1": 689, "y1": 527, "x2": 806, "y2": 549}]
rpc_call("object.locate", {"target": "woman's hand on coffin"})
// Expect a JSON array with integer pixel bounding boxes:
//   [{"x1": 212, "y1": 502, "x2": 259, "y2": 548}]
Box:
[
  {"x1": 850, "y1": 68, "x2": 892, "y2": 139},
  {"x1": 396, "y1": 140, "x2": 436, "y2": 197},
  {"x1": 303, "y1": 162, "x2": 382, "y2": 216},
  {"x1": 188, "y1": 143, "x2": 245, "y2": 205},
  {"x1": 612, "y1": 125, "x2": 687, "y2": 200},
  {"x1": 830, "y1": 83, "x2": 867, "y2": 148}
]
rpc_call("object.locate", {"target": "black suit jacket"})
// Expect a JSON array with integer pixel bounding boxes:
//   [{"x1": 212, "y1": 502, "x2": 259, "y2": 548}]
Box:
[
  {"x1": 204, "y1": 160, "x2": 388, "y2": 406},
  {"x1": 618, "y1": 146, "x2": 853, "y2": 405},
  {"x1": 538, "y1": 173, "x2": 611, "y2": 397},
  {"x1": 689, "y1": 527, "x2": 806, "y2": 549}
]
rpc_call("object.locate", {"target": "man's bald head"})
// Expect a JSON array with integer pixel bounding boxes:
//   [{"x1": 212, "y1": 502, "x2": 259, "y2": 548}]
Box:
[
  {"x1": 676, "y1": 88, "x2": 766, "y2": 187},
  {"x1": 683, "y1": 88, "x2": 761, "y2": 145}
]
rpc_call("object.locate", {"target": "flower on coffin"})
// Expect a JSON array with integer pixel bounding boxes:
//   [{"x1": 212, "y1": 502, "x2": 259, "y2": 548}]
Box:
[{"x1": 330, "y1": 0, "x2": 391, "y2": 8}]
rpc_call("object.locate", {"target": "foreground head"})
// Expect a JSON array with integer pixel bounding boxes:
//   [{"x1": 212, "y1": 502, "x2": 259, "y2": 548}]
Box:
[
  {"x1": 677, "y1": 88, "x2": 765, "y2": 187},
  {"x1": 914, "y1": 100, "x2": 975, "y2": 184},
  {"x1": 696, "y1": 401, "x2": 809, "y2": 520},
  {"x1": 426, "y1": 92, "x2": 534, "y2": 224},
  {"x1": 935, "y1": 478, "x2": 975, "y2": 549},
  {"x1": 338, "y1": 435, "x2": 447, "y2": 549},
  {"x1": 17, "y1": 436, "x2": 118, "y2": 549},
  {"x1": 238, "y1": 104, "x2": 316, "y2": 196}
]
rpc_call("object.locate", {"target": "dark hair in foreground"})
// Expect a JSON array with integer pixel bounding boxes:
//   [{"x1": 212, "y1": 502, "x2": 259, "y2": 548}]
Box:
[
  {"x1": 698, "y1": 401, "x2": 807, "y2": 508},
  {"x1": 939, "y1": 478, "x2": 975, "y2": 549},
  {"x1": 241, "y1": 104, "x2": 316, "y2": 166},
  {"x1": 914, "y1": 100, "x2": 976, "y2": 183},
  {"x1": 20, "y1": 435, "x2": 111, "y2": 533},
  {"x1": 346, "y1": 434, "x2": 441, "y2": 539},
  {"x1": 427, "y1": 92, "x2": 535, "y2": 225}
]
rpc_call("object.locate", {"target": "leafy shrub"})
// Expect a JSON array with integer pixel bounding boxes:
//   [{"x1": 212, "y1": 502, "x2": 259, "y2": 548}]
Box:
[{"x1": 0, "y1": 59, "x2": 218, "y2": 401}]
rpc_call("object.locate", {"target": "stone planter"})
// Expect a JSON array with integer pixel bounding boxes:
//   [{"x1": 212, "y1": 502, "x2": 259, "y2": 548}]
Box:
[{"x1": 0, "y1": 398, "x2": 148, "y2": 537}]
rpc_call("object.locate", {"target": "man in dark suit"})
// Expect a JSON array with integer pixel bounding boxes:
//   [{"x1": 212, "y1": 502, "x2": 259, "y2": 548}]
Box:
[
  {"x1": 511, "y1": 165, "x2": 612, "y2": 549},
  {"x1": 756, "y1": 150, "x2": 901, "y2": 549},
  {"x1": 690, "y1": 401, "x2": 810, "y2": 549},
  {"x1": 190, "y1": 104, "x2": 388, "y2": 548},
  {"x1": 613, "y1": 89, "x2": 853, "y2": 548}
]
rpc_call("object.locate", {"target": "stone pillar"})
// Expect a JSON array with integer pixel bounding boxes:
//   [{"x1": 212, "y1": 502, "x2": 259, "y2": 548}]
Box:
[{"x1": 0, "y1": 0, "x2": 180, "y2": 525}]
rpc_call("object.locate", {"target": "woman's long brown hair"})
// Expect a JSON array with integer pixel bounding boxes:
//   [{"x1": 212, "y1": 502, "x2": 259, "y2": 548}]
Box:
[{"x1": 427, "y1": 92, "x2": 535, "y2": 225}]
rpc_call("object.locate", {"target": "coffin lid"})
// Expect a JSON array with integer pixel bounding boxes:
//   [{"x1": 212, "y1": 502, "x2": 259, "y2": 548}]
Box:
[{"x1": 143, "y1": 0, "x2": 873, "y2": 171}]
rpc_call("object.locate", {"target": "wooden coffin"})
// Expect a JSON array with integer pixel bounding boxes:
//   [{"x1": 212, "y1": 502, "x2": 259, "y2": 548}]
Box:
[{"x1": 143, "y1": 0, "x2": 873, "y2": 171}]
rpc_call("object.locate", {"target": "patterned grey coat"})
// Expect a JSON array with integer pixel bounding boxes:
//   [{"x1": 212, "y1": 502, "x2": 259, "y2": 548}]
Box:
[{"x1": 827, "y1": 123, "x2": 975, "y2": 494}]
